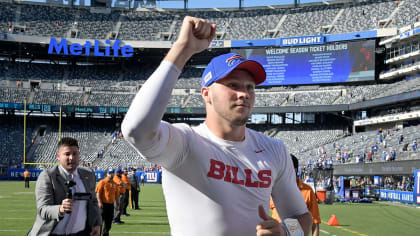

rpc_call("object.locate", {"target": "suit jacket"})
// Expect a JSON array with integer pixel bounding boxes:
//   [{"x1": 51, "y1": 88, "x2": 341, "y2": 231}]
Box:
[
  {"x1": 129, "y1": 173, "x2": 140, "y2": 191},
  {"x1": 28, "y1": 166, "x2": 102, "y2": 236}
]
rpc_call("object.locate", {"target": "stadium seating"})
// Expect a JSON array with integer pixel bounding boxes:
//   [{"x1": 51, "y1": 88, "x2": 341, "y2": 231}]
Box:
[
  {"x1": 94, "y1": 138, "x2": 152, "y2": 170},
  {"x1": 299, "y1": 124, "x2": 420, "y2": 166},
  {"x1": 255, "y1": 93, "x2": 288, "y2": 107},
  {"x1": 388, "y1": 0, "x2": 420, "y2": 28},
  {"x1": 272, "y1": 125, "x2": 345, "y2": 155},
  {"x1": 0, "y1": 116, "x2": 33, "y2": 167},
  {"x1": 0, "y1": 2, "x2": 17, "y2": 35},
  {"x1": 16, "y1": 117, "x2": 155, "y2": 170},
  {"x1": 85, "y1": 93, "x2": 134, "y2": 107},
  {"x1": 32, "y1": 90, "x2": 84, "y2": 106},
  {"x1": 330, "y1": 0, "x2": 397, "y2": 34},
  {"x1": 29, "y1": 118, "x2": 116, "y2": 168},
  {"x1": 1, "y1": 62, "x2": 419, "y2": 107},
  {"x1": 0, "y1": 88, "x2": 30, "y2": 104},
  {"x1": 118, "y1": 10, "x2": 173, "y2": 41},
  {"x1": 277, "y1": 5, "x2": 340, "y2": 38},
  {"x1": 3, "y1": 0, "x2": 419, "y2": 40}
]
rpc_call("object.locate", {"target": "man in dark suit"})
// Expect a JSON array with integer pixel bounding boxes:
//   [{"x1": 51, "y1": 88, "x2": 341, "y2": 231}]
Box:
[
  {"x1": 129, "y1": 168, "x2": 140, "y2": 210},
  {"x1": 28, "y1": 137, "x2": 101, "y2": 236}
]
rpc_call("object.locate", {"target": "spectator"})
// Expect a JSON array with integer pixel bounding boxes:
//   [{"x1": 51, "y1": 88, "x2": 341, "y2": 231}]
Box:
[
  {"x1": 398, "y1": 134, "x2": 403, "y2": 144},
  {"x1": 391, "y1": 150, "x2": 396, "y2": 161},
  {"x1": 367, "y1": 151, "x2": 373, "y2": 162},
  {"x1": 372, "y1": 144, "x2": 378, "y2": 153},
  {"x1": 386, "y1": 152, "x2": 392, "y2": 161}
]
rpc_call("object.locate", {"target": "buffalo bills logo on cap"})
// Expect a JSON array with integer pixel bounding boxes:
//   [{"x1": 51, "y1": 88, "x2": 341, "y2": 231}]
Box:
[
  {"x1": 201, "y1": 52, "x2": 266, "y2": 87},
  {"x1": 225, "y1": 55, "x2": 245, "y2": 67}
]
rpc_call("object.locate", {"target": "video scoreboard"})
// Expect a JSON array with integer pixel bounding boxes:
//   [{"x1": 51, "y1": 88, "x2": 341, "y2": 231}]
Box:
[{"x1": 234, "y1": 39, "x2": 376, "y2": 86}]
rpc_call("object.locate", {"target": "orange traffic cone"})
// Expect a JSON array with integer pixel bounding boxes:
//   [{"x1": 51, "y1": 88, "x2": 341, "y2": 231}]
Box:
[{"x1": 328, "y1": 214, "x2": 339, "y2": 226}]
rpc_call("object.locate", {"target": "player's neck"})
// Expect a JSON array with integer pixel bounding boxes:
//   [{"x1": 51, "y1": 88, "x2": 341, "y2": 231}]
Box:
[{"x1": 204, "y1": 119, "x2": 245, "y2": 142}]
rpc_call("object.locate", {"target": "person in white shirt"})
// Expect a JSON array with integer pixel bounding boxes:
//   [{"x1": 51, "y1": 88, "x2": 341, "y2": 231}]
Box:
[{"x1": 122, "y1": 16, "x2": 312, "y2": 236}]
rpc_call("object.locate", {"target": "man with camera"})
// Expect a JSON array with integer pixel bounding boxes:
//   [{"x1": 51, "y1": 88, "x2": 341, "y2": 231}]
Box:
[{"x1": 28, "y1": 137, "x2": 102, "y2": 236}]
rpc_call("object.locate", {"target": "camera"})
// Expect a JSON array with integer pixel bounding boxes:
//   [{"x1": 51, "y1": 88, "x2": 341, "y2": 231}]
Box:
[
  {"x1": 64, "y1": 179, "x2": 91, "y2": 200},
  {"x1": 64, "y1": 180, "x2": 76, "y2": 199},
  {"x1": 64, "y1": 179, "x2": 76, "y2": 213}
]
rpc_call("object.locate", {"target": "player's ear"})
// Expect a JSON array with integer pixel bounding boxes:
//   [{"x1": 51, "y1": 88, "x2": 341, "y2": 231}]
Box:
[{"x1": 201, "y1": 86, "x2": 211, "y2": 105}]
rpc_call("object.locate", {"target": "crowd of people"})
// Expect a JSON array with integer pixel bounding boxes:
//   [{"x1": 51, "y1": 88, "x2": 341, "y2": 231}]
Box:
[{"x1": 304, "y1": 126, "x2": 420, "y2": 167}]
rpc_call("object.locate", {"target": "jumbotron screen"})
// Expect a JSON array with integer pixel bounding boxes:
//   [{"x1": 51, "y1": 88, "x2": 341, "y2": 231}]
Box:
[{"x1": 233, "y1": 40, "x2": 376, "y2": 86}]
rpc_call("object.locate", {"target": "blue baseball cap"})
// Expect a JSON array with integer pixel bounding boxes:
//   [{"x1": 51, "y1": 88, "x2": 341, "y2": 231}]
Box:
[
  {"x1": 201, "y1": 53, "x2": 266, "y2": 87},
  {"x1": 116, "y1": 168, "x2": 122, "y2": 174},
  {"x1": 107, "y1": 168, "x2": 114, "y2": 174}
]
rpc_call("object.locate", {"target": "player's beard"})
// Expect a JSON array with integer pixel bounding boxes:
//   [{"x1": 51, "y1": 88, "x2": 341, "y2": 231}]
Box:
[
  {"x1": 214, "y1": 104, "x2": 252, "y2": 127},
  {"x1": 232, "y1": 118, "x2": 248, "y2": 126},
  {"x1": 231, "y1": 112, "x2": 250, "y2": 126}
]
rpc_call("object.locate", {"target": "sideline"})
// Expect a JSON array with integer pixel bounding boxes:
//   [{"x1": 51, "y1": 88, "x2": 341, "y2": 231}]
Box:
[{"x1": 377, "y1": 200, "x2": 420, "y2": 209}]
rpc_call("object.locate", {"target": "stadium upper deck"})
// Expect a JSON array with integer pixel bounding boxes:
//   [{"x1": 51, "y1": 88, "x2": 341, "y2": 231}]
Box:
[{"x1": 1, "y1": 0, "x2": 419, "y2": 41}]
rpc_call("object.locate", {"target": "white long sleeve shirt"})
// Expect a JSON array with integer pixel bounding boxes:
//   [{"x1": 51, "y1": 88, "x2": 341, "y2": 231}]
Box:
[{"x1": 122, "y1": 60, "x2": 308, "y2": 236}]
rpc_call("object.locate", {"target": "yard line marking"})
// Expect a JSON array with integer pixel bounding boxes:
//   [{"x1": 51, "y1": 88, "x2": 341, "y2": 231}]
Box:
[{"x1": 320, "y1": 229, "x2": 330, "y2": 234}]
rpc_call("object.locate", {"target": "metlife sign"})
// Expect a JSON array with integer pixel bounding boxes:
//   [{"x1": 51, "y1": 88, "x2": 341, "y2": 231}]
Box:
[{"x1": 48, "y1": 38, "x2": 134, "y2": 57}]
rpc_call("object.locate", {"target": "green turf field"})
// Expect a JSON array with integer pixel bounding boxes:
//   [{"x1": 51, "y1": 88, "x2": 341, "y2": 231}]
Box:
[
  {"x1": 0, "y1": 181, "x2": 170, "y2": 235},
  {"x1": 1, "y1": 181, "x2": 420, "y2": 236}
]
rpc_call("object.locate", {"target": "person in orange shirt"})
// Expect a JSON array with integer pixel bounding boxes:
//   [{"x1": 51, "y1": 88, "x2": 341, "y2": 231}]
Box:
[
  {"x1": 96, "y1": 169, "x2": 120, "y2": 236},
  {"x1": 271, "y1": 154, "x2": 321, "y2": 236},
  {"x1": 23, "y1": 169, "x2": 30, "y2": 188},
  {"x1": 112, "y1": 168, "x2": 126, "y2": 224},
  {"x1": 121, "y1": 168, "x2": 132, "y2": 216}
]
